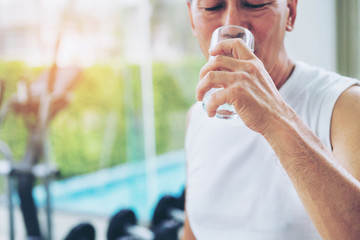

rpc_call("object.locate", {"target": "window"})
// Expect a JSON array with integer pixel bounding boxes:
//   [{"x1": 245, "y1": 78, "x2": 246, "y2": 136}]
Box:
[{"x1": 336, "y1": 0, "x2": 360, "y2": 79}]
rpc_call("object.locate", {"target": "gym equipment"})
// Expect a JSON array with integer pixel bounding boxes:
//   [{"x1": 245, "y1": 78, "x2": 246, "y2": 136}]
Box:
[
  {"x1": 0, "y1": 139, "x2": 16, "y2": 240},
  {"x1": 151, "y1": 218, "x2": 182, "y2": 240},
  {"x1": 64, "y1": 222, "x2": 95, "y2": 240},
  {"x1": 151, "y1": 190, "x2": 185, "y2": 229},
  {"x1": 107, "y1": 209, "x2": 153, "y2": 240},
  {"x1": 0, "y1": 3, "x2": 81, "y2": 239},
  {"x1": 0, "y1": 67, "x2": 81, "y2": 240},
  {"x1": 107, "y1": 208, "x2": 181, "y2": 240}
]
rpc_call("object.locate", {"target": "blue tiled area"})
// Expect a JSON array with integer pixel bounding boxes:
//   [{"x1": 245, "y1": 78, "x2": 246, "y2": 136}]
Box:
[{"x1": 34, "y1": 150, "x2": 186, "y2": 222}]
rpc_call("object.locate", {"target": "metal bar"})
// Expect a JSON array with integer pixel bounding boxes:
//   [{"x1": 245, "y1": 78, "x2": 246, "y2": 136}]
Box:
[
  {"x1": 7, "y1": 174, "x2": 15, "y2": 240},
  {"x1": 139, "y1": 0, "x2": 158, "y2": 215},
  {"x1": 44, "y1": 176, "x2": 52, "y2": 240}
]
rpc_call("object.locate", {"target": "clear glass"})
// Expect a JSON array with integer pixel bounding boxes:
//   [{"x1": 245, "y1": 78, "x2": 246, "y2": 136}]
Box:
[{"x1": 202, "y1": 25, "x2": 254, "y2": 120}]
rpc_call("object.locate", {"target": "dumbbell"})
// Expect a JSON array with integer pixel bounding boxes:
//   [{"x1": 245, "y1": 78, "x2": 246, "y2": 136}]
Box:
[
  {"x1": 107, "y1": 208, "x2": 180, "y2": 240},
  {"x1": 65, "y1": 222, "x2": 95, "y2": 240},
  {"x1": 151, "y1": 190, "x2": 185, "y2": 229}
]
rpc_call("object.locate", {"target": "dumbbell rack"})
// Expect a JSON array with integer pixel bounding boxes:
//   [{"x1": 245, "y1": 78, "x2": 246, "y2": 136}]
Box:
[{"x1": 107, "y1": 190, "x2": 185, "y2": 240}]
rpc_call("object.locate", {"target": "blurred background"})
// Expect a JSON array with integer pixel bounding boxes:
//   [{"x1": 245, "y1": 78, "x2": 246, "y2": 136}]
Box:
[{"x1": 0, "y1": 0, "x2": 359, "y2": 239}]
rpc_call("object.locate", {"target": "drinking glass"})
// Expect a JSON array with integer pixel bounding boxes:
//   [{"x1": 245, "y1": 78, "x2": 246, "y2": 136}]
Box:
[{"x1": 202, "y1": 25, "x2": 254, "y2": 120}]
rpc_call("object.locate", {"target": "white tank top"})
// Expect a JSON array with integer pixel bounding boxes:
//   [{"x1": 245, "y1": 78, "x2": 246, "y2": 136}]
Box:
[{"x1": 185, "y1": 61, "x2": 359, "y2": 240}]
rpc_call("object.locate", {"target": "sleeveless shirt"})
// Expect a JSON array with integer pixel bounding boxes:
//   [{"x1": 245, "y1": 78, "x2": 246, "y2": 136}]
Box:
[{"x1": 185, "y1": 61, "x2": 359, "y2": 240}]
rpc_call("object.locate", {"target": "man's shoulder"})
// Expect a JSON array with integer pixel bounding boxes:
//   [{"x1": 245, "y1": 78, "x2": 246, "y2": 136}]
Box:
[
  {"x1": 283, "y1": 61, "x2": 360, "y2": 148},
  {"x1": 282, "y1": 61, "x2": 358, "y2": 100},
  {"x1": 294, "y1": 61, "x2": 358, "y2": 84}
]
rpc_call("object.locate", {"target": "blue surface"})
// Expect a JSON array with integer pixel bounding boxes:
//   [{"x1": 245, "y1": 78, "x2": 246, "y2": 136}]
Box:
[{"x1": 34, "y1": 149, "x2": 186, "y2": 221}]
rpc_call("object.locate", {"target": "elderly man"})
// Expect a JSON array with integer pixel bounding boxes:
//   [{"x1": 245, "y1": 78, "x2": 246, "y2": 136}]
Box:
[{"x1": 183, "y1": 0, "x2": 360, "y2": 239}]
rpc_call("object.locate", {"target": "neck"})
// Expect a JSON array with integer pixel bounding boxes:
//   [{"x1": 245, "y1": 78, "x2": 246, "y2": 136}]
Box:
[{"x1": 267, "y1": 48, "x2": 295, "y2": 90}]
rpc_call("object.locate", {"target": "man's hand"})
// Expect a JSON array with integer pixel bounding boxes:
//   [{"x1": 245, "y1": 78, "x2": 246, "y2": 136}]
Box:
[{"x1": 196, "y1": 38, "x2": 291, "y2": 134}]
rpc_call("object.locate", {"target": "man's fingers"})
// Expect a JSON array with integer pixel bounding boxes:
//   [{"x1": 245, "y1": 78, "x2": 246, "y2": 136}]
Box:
[
  {"x1": 199, "y1": 55, "x2": 238, "y2": 79},
  {"x1": 205, "y1": 88, "x2": 234, "y2": 117},
  {"x1": 197, "y1": 71, "x2": 251, "y2": 102},
  {"x1": 196, "y1": 71, "x2": 238, "y2": 101},
  {"x1": 209, "y1": 39, "x2": 254, "y2": 60}
]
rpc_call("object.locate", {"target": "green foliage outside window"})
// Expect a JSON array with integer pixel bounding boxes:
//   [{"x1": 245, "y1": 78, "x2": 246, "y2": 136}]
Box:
[{"x1": 0, "y1": 57, "x2": 204, "y2": 181}]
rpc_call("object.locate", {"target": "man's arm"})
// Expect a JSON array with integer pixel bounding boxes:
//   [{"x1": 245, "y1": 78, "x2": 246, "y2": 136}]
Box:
[
  {"x1": 263, "y1": 85, "x2": 360, "y2": 239},
  {"x1": 331, "y1": 86, "x2": 360, "y2": 180},
  {"x1": 182, "y1": 211, "x2": 197, "y2": 240},
  {"x1": 182, "y1": 107, "x2": 197, "y2": 240}
]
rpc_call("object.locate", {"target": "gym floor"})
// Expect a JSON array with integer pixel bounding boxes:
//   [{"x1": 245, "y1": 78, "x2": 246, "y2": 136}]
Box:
[{"x1": 0, "y1": 203, "x2": 109, "y2": 240}]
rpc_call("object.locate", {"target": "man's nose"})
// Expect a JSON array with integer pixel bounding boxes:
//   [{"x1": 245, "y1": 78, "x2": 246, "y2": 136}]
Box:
[{"x1": 223, "y1": 5, "x2": 249, "y2": 28}]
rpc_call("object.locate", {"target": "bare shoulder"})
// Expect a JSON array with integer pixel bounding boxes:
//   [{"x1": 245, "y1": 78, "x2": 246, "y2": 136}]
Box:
[
  {"x1": 331, "y1": 84, "x2": 360, "y2": 179},
  {"x1": 332, "y1": 84, "x2": 360, "y2": 131}
]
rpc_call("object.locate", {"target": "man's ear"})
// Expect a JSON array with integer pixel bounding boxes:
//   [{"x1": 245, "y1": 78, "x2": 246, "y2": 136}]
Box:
[
  {"x1": 286, "y1": 0, "x2": 298, "y2": 32},
  {"x1": 187, "y1": 1, "x2": 197, "y2": 36}
]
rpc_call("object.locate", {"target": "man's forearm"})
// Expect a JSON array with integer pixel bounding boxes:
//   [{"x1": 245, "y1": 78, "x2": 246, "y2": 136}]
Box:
[{"x1": 263, "y1": 111, "x2": 360, "y2": 239}]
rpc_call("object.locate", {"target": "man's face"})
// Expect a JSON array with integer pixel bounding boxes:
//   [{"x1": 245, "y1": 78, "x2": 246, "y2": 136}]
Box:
[{"x1": 187, "y1": 0, "x2": 295, "y2": 71}]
